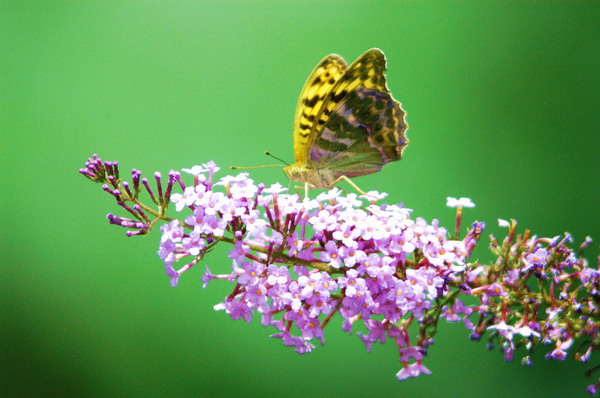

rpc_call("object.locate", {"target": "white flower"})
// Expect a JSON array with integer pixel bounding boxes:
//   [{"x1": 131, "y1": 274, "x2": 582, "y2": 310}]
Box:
[
  {"x1": 182, "y1": 165, "x2": 207, "y2": 176},
  {"x1": 361, "y1": 190, "x2": 388, "y2": 201},
  {"x1": 263, "y1": 182, "x2": 288, "y2": 195},
  {"x1": 446, "y1": 197, "x2": 475, "y2": 208}
]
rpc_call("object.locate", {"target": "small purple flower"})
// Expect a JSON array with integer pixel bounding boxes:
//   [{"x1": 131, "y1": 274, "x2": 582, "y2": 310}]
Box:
[
  {"x1": 297, "y1": 272, "x2": 331, "y2": 299},
  {"x1": 336, "y1": 193, "x2": 362, "y2": 208},
  {"x1": 245, "y1": 284, "x2": 268, "y2": 308},
  {"x1": 285, "y1": 231, "x2": 304, "y2": 256},
  {"x1": 242, "y1": 209, "x2": 269, "y2": 238},
  {"x1": 389, "y1": 229, "x2": 416, "y2": 254},
  {"x1": 524, "y1": 248, "x2": 549, "y2": 271},
  {"x1": 579, "y1": 346, "x2": 593, "y2": 363},
  {"x1": 202, "y1": 214, "x2": 227, "y2": 237},
  {"x1": 409, "y1": 292, "x2": 432, "y2": 319},
  {"x1": 396, "y1": 362, "x2": 432, "y2": 380},
  {"x1": 309, "y1": 209, "x2": 337, "y2": 232},
  {"x1": 296, "y1": 316, "x2": 325, "y2": 345},
  {"x1": 586, "y1": 384, "x2": 597, "y2": 395},
  {"x1": 357, "y1": 253, "x2": 383, "y2": 278},
  {"x1": 220, "y1": 200, "x2": 247, "y2": 223},
  {"x1": 182, "y1": 229, "x2": 206, "y2": 256},
  {"x1": 237, "y1": 261, "x2": 264, "y2": 286},
  {"x1": 266, "y1": 264, "x2": 290, "y2": 287},
  {"x1": 338, "y1": 269, "x2": 367, "y2": 297},
  {"x1": 581, "y1": 268, "x2": 600, "y2": 284},
  {"x1": 503, "y1": 343, "x2": 515, "y2": 361},
  {"x1": 214, "y1": 300, "x2": 253, "y2": 323},
  {"x1": 282, "y1": 280, "x2": 303, "y2": 312},
  {"x1": 399, "y1": 346, "x2": 424, "y2": 362},
  {"x1": 165, "y1": 263, "x2": 179, "y2": 287},
  {"x1": 332, "y1": 224, "x2": 361, "y2": 247},
  {"x1": 443, "y1": 299, "x2": 472, "y2": 322},
  {"x1": 228, "y1": 239, "x2": 250, "y2": 264},
  {"x1": 306, "y1": 294, "x2": 333, "y2": 317},
  {"x1": 202, "y1": 160, "x2": 220, "y2": 175},
  {"x1": 545, "y1": 338, "x2": 572, "y2": 360},
  {"x1": 270, "y1": 331, "x2": 315, "y2": 354},
  {"x1": 472, "y1": 283, "x2": 507, "y2": 299},
  {"x1": 201, "y1": 266, "x2": 214, "y2": 288},
  {"x1": 340, "y1": 244, "x2": 366, "y2": 268},
  {"x1": 505, "y1": 269, "x2": 520, "y2": 285},
  {"x1": 390, "y1": 279, "x2": 415, "y2": 305},
  {"x1": 158, "y1": 220, "x2": 183, "y2": 262},
  {"x1": 320, "y1": 241, "x2": 344, "y2": 268},
  {"x1": 357, "y1": 319, "x2": 387, "y2": 352}
]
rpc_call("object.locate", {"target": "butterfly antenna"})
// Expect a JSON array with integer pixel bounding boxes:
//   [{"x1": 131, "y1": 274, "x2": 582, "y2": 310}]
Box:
[
  {"x1": 230, "y1": 164, "x2": 284, "y2": 170},
  {"x1": 264, "y1": 151, "x2": 289, "y2": 166},
  {"x1": 230, "y1": 151, "x2": 290, "y2": 170}
]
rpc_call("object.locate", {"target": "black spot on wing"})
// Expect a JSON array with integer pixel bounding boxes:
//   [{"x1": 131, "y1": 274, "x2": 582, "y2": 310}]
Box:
[
  {"x1": 305, "y1": 96, "x2": 320, "y2": 107},
  {"x1": 331, "y1": 90, "x2": 348, "y2": 104},
  {"x1": 334, "y1": 86, "x2": 408, "y2": 163}
]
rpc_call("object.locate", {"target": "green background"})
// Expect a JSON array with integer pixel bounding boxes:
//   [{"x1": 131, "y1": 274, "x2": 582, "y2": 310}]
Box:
[{"x1": 2, "y1": 1, "x2": 599, "y2": 397}]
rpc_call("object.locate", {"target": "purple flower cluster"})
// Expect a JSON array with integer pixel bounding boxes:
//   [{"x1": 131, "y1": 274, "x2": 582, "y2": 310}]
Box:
[
  {"x1": 157, "y1": 162, "x2": 470, "y2": 378},
  {"x1": 80, "y1": 154, "x2": 182, "y2": 237},
  {"x1": 442, "y1": 219, "x2": 600, "y2": 391},
  {"x1": 80, "y1": 155, "x2": 600, "y2": 392}
]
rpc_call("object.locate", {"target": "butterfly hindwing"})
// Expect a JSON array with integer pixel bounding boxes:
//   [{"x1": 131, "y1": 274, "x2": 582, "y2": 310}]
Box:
[
  {"x1": 293, "y1": 55, "x2": 347, "y2": 164},
  {"x1": 310, "y1": 86, "x2": 408, "y2": 179},
  {"x1": 307, "y1": 49, "x2": 390, "y2": 145}
]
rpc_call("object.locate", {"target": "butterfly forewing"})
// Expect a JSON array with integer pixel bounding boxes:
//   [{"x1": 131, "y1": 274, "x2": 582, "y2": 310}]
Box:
[{"x1": 293, "y1": 55, "x2": 347, "y2": 164}]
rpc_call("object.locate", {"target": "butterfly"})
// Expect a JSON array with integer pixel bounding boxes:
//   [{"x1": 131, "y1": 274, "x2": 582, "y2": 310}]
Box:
[{"x1": 283, "y1": 48, "x2": 409, "y2": 192}]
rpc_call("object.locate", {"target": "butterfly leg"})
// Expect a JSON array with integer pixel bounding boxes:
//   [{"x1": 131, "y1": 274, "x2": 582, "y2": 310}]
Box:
[
  {"x1": 328, "y1": 175, "x2": 365, "y2": 195},
  {"x1": 291, "y1": 183, "x2": 309, "y2": 198},
  {"x1": 332, "y1": 175, "x2": 379, "y2": 199},
  {"x1": 292, "y1": 185, "x2": 304, "y2": 196},
  {"x1": 292, "y1": 182, "x2": 315, "y2": 199}
]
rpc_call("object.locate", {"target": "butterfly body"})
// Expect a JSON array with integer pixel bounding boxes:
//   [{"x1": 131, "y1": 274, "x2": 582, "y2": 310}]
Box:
[{"x1": 284, "y1": 49, "x2": 408, "y2": 189}]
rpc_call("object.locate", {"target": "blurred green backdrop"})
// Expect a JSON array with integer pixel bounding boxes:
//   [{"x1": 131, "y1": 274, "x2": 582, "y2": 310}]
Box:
[{"x1": 2, "y1": 1, "x2": 599, "y2": 397}]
